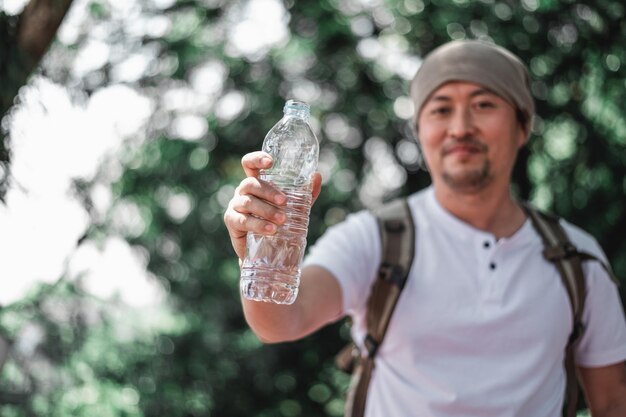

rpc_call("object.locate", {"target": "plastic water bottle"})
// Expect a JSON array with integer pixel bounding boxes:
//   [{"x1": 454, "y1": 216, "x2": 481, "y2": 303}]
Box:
[{"x1": 240, "y1": 100, "x2": 319, "y2": 305}]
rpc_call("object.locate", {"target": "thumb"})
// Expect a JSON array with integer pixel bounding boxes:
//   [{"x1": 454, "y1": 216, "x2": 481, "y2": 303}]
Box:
[{"x1": 311, "y1": 172, "x2": 322, "y2": 205}]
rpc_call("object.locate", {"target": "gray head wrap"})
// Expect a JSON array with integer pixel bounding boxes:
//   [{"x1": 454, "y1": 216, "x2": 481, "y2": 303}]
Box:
[{"x1": 410, "y1": 40, "x2": 534, "y2": 136}]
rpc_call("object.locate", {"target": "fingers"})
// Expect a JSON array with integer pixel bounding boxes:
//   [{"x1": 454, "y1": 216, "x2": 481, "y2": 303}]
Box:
[
  {"x1": 226, "y1": 152, "x2": 323, "y2": 260},
  {"x1": 224, "y1": 176, "x2": 287, "y2": 252},
  {"x1": 225, "y1": 199, "x2": 281, "y2": 236},
  {"x1": 241, "y1": 151, "x2": 273, "y2": 178},
  {"x1": 231, "y1": 178, "x2": 287, "y2": 226},
  {"x1": 235, "y1": 151, "x2": 288, "y2": 232},
  {"x1": 237, "y1": 176, "x2": 287, "y2": 208}
]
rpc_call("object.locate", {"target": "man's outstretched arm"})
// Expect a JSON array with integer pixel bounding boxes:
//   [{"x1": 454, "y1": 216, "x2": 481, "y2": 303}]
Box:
[{"x1": 223, "y1": 152, "x2": 342, "y2": 343}]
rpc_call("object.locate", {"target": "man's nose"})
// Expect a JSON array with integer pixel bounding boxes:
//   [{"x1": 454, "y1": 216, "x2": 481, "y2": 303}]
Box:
[{"x1": 448, "y1": 107, "x2": 476, "y2": 138}]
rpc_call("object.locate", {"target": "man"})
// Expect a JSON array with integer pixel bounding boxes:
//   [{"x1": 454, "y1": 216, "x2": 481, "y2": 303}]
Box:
[{"x1": 223, "y1": 40, "x2": 626, "y2": 416}]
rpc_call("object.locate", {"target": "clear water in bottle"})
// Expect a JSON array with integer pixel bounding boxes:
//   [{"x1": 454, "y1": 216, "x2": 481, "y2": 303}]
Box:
[{"x1": 240, "y1": 100, "x2": 319, "y2": 305}]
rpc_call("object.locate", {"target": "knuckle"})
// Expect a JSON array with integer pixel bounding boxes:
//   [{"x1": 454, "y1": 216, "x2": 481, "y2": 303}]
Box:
[
  {"x1": 241, "y1": 195, "x2": 253, "y2": 209},
  {"x1": 240, "y1": 177, "x2": 257, "y2": 190},
  {"x1": 241, "y1": 153, "x2": 252, "y2": 166},
  {"x1": 236, "y1": 214, "x2": 250, "y2": 230},
  {"x1": 224, "y1": 210, "x2": 237, "y2": 227}
]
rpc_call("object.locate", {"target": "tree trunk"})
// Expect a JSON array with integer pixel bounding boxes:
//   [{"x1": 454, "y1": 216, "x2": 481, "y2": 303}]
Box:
[
  {"x1": 0, "y1": 0, "x2": 74, "y2": 200},
  {"x1": 16, "y1": 0, "x2": 74, "y2": 69}
]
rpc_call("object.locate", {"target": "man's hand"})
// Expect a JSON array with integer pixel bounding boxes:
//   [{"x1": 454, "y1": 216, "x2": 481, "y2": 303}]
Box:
[{"x1": 223, "y1": 151, "x2": 322, "y2": 261}]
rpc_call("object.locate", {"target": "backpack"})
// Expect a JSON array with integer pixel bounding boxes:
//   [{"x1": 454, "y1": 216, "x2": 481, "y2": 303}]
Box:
[{"x1": 335, "y1": 198, "x2": 620, "y2": 417}]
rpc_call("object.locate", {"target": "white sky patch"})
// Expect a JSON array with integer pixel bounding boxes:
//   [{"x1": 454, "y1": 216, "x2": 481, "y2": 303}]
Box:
[
  {"x1": 111, "y1": 52, "x2": 154, "y2": 83},
  {"x1": 56, "y1": 0, "x2": 90, "y2": 45},
  {"x1": 0, "y1": 191, "x2": 89, "y2": 306},
  {"x1": 88, "y1": 84, "x2": 154, "y2": 137},
  {"x1": 350, "y1": 15, "x2": 374, "y2": 37},
  {"x1": 365, "y1": 137, "x2": 406, "y2": 189},
  {"x1": 0, "y1": 0, "x2": 28, "y2": 15},
  {"x1": 68, "y1": 237, "x2": 166, "y2": 308},
  {"x1": 289, "y1": 79, "x2": 322, "y2": 104},
  {"x1": 323, "y1": 113, "x2": 362, "y2": 149},
  {"x1": 90, "y1": 183, "x2": 113, "y2": 223},
  {"x1": 127, "y1": 14, "x2": 172, "y2": 39},
  {"x1": 14, "y1": 323, "x2": 45, "y2": 357},
  {"x1": 0, "y1": 79, "x2": 153, "y2": 307},
  {"x1": 216, "y1": 184, "x2": 236, "y2": 209},
  {"x1": 356, "y1": 38, "x2": 382, "y2": 60},
  {"x1": 317, "y1": 148, "x2": 338, "y2": 186},
  {"x1": 72, "y1": 39, "x2": 111, "y2": 77},
  {"x1": 215, "y1": 90, "x2": 246, "y2": 122},
  {"x1": 169, "y1": 114, "x2": 208, "y2": 141},
  {"x1": 189, "y1": 60, "x2": 228, "y2": 96},
  {"x1": 151, "y1": 0, "x2": 177, "y2": 9},
  {"x1": 357, "y1": 35, "x2": 422, "y2": 81},
  {"x1": 9, "y1": 79, "x2": 78, "y2": 195},
  {"x1": 106, "y1": 0, "x2": 140, "y2": 18},
  {"x1": 162, "y1": 83, "x2": 212, "y2": 114},
  {"x1": 396, "y1": 138, "x2": 421, "y2": 166},
  {"x1": 359, "y1": 136, "x2": 407, "y2": 207},
  {"x1": 164, "y1": 192, "x2": 194, "y2": 223},
  {"x1": 377, "y1": 34, "x2": 421, "y2": 80},
  {"x1": 110, "y1": 200, "x2": 148, "y2": 238},
  {"x1": 226, "y1": 0, "x2": 290, "y2": 61},
  {"x1": 393, "y1": 96, "x2": 414, "y2": 120}
]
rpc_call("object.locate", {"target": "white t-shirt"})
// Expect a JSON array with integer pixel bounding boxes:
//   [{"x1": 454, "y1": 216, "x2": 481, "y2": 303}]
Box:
[{"x1": 304, "y1": 186, "x2": 626, "y2": 417}]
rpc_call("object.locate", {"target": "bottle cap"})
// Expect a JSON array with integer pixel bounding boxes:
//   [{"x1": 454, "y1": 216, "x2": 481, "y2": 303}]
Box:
[{"x1": 284, "y1": 100, "x2": 310, "y2": 119}]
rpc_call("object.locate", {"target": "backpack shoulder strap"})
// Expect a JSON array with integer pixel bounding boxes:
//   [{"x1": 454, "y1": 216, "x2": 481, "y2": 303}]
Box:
[
  {"x1": 520, "y1": 202, "x2": 600, "y2": 417},
  {"x1": 521, "y1": 201, "x2": 621, "y2": 417},
  {"x1": 520, "y1": 202, "x2": 586, "y2": 328},
  {"x1": 341, "y1": 198, "x2": 415, "y2": 417},
  {"x1": 367, "y1": 198, "x2": 416, "y2": 341}
]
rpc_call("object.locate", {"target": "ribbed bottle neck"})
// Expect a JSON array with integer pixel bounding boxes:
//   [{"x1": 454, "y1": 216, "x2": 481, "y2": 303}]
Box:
[{"x1": 283, "y1": 100, "x2": 310, "y2": 121}]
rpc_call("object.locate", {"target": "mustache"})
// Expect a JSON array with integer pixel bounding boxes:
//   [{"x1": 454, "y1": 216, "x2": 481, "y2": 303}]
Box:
[{"x1": 441, "y1": 136, "x2": 488, "y2": 155}]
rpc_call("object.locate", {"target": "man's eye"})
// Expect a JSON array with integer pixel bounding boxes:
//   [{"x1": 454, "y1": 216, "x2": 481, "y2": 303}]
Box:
[
  {"x1": 431, "y1": 107, "x2": 450, "y2": 115},
  {"x1": 476, "y1": 101, "x2": 495, "y2": 109}
]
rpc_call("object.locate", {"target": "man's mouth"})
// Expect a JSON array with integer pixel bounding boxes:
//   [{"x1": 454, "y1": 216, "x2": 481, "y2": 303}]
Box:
[{"x1": 442, "y1": 138, "x2": 487, "y2": 157}]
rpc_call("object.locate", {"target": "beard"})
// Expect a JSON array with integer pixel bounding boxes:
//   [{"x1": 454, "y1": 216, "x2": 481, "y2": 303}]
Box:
[
  {"x1": 442, "y1": 160, "x2": 492, "y2": 194},
  {"x1": 440, "y1": 136, "x2": 492, "y2": 193}
]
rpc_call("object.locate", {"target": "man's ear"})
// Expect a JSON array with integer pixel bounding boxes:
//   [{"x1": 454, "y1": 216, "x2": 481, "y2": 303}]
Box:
[
  {"x1": 515, "y1": 116, "x2": 529, "y2": 149},
  {"x1": 515, "y1": 109, "x2": 532, "y2": 148}
]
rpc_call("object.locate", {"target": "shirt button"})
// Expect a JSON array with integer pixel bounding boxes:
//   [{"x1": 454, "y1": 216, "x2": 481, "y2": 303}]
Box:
[
  {"x1": 483, "y1": 241, "x2": 491, "y2": 248},
  {"x1": 489, "y1": 262, "x2": 496, "y2": 270}
]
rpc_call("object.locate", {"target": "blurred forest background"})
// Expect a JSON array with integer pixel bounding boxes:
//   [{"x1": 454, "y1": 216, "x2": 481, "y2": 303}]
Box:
[{"x1": 0, "y1": 0, "x2": 625, "y2": 416}]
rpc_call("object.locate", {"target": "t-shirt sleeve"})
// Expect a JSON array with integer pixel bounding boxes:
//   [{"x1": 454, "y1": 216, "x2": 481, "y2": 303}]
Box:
[
  {"x1": 570, "y1": 234, "x2": 626, "y2": 367},
  {"x1": 303, "y1": 210, "x2": 381, "y2": 317}
]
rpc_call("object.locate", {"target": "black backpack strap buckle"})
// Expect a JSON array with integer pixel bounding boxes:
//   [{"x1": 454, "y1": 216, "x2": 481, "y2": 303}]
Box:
[
  {"x1": 363, "y1": 333, "x2": 380, "y2": 358},
  {"x1": 568, "y1": 321, "x2": 584, "y2": 345},
  {"x1": 384, "y1": 218, "x2": 406, "y2": 233},
  {"x1": 378, "y1": 262, "x2": 405, "y2": 288},
  {"x1": 543, "y1": 242, "x2": 578, "y2": 261}
]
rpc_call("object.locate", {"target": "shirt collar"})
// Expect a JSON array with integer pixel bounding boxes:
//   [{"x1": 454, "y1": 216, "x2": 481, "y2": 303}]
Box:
[{"x1": 423, "y1": 186, "x2": 533, "y2": 247}]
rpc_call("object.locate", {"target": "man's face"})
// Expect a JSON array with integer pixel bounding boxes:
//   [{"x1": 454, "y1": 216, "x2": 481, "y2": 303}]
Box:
[{"x1": 416, "y1": 81, "x2": 526, "y2": 195}]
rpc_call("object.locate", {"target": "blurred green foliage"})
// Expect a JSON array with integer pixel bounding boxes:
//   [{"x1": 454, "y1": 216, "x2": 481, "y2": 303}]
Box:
[{"x1": 1, "y1": 0, "x2": 625, "y2": 416}]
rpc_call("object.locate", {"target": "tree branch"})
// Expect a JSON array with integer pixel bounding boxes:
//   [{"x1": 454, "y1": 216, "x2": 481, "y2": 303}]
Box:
[
  {"x1": 0, "y1": 0, "x2": 75, "y2": 201},
  {"x1": 16, "y1": 0, "x2": 74, "y2": 70}
]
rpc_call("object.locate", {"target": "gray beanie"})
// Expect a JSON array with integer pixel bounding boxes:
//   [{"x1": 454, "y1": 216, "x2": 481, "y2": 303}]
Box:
[{"x1": 410, "y1": 40, "x2": 534, "y2": 135}]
